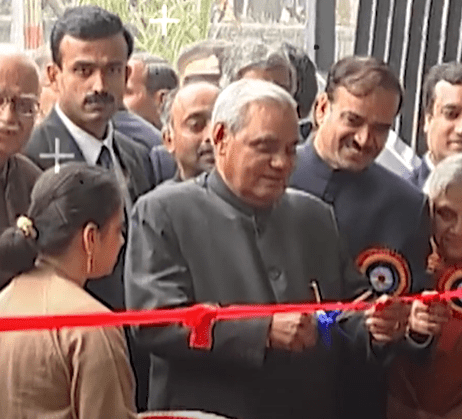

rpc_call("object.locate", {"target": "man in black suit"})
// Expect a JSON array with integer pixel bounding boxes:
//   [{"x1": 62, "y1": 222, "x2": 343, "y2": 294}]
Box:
[
  {"x1": 26, "y1": 6, "x2": 155, "y2": 210},
  {"x1": 24, "y1": 6, "x2": 155, "y2": 410},
  {"x1": 407, "y1": 62, "x2": 462, "y2": 190},
  {"x1": 290, "y1": 56, "x2": 433, "y2": 419}
]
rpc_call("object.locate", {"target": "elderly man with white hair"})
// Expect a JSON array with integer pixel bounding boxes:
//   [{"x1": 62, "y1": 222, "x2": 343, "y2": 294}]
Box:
[
  {"x1": 389, "y1": 153, "x2": 461, "y2": 419},
  {"x1": 0, "y1": 53, "x2": 42, "y2": 288},
  {"x1": 125, "y1": 79, "x2": 410, "y2": 419}
]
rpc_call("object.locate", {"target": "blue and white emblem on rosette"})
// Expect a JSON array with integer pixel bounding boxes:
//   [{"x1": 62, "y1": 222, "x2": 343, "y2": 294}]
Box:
[{"x1": 356, "y1": 247, "x2": 411, "y2": 296}]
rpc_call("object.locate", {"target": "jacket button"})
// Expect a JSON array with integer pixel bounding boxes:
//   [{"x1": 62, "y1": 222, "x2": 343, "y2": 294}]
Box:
[{"x1": 268, "y1": 267, "x2": 281, "y2": 281}]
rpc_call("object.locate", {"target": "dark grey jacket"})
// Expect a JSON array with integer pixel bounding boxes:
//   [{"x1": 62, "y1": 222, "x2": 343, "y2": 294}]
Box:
[{"x1": 125, "y1": 170, "x2": 373, "y2": 419}]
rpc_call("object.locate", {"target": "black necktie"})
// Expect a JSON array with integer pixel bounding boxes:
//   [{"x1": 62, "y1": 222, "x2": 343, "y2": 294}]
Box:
[{"x1": 97, "y1": 145, "x2": 113, "y2": 170}]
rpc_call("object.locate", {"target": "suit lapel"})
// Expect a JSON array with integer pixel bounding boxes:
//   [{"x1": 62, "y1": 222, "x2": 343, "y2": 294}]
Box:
[
  {"x1": 113, "y1": 132, "x2": 143, "y2": 202},
  {"x1": 43, "y1": 109, "x2": 85, "y2": 164},
  {"x1": 417, "y1": 159, "x2": 431, "y2": 189}
]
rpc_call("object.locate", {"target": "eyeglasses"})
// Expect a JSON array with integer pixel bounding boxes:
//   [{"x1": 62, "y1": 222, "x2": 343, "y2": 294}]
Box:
[{"x1": 0, "y1": 94, "x2": 39, "y2": 117}]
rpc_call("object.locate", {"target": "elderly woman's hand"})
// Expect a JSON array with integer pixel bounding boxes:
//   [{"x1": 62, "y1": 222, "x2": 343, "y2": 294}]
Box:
[{"x1": 408, "y1": 290, "x2": 451, "y2": 337}]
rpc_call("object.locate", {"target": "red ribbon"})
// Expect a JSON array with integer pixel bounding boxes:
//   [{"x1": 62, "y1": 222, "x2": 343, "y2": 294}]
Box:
[
  {"x1": 1, "y1": 289, "x2": 461, "y2": 349},
  {"x1": 142, "y1": 417, "x2": 203, "y2": 419},
  {"x1": 140, "y1": 416, "x2": 216, "y2": 419}
]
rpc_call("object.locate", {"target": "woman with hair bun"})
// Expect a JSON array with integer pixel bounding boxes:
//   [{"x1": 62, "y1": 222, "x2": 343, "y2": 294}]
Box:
[{"x1": 0, "y1": 162, "x2": 137, "y2": 419}]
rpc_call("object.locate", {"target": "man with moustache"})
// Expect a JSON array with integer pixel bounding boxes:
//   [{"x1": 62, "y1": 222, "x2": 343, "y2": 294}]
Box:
[
  {"x1": 291, "y1": 56, "x2": 432, "y2": 419},
  {"x1": 159, "y1": 82, "x2": 220, "y2": 183},
  {"x1": 407, "y1": 62, "x2": 462, "y2": 190},
  {"x1": 26, "y1": 7, "x2": 155, "y2": 208},
  {"x1": 24, "y1": 6, "x2": 155, "y2": 411},
  {"x1": 0, "y1": 54, "x2": 42, "y2": 288},
  {"x1": 25, "y1": 6, "x2": 156, "y2": 306}
]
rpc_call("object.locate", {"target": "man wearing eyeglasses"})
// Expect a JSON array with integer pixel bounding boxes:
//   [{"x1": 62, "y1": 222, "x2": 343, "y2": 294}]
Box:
[{"x1": 0, "y1": 53, "x2": 42, "y2": 288}]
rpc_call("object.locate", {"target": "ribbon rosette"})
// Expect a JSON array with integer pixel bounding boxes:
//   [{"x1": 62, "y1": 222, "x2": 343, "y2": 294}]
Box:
[
  {"x1": 356, "y1": 247, "x2": 411, "y2": 296},
  {"x1": 437, "y1": 264, "x2": 462, "y2": 319}
]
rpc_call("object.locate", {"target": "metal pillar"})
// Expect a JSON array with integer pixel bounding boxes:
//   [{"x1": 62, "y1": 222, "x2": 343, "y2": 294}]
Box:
[
  {"x1": 355, "y1": 0, "x2": 462, "y2": 153},
  {"x1": 304, "y1": 0, "x2": 336, "y2": 74}
]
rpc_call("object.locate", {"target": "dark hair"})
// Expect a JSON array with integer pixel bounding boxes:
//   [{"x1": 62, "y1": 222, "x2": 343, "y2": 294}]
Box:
[
  {"x1": 325, "y1": 56, "x2": 403, "y2": 114},
  {"x1": 282, "y1": 42, "x2": 318, "y2": 119},
  {"x1": 145, "y1": 63, "x2": 179, "y2": 94},
  {"x1": 160, "y1": 87, "x2": 179, "y2": 129},
  {"x1": 0, "y1": 163, "x2": 122, "y2": 278},
  {"x1": 50, "y1": 6, "x2": 134, "y2": 67},
  {"x1": 423, "y1": 61, "x2": 462, "y2": 114}
]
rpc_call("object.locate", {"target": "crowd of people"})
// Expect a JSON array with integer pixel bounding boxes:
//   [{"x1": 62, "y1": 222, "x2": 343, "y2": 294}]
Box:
[{"x1": 0, "y1": 4, "x2": 460, "y2": 419}]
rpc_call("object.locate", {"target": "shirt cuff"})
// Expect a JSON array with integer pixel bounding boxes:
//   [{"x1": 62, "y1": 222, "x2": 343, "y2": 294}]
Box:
[{"x1": 405, "y1": 327, "x2": 434, "y2": 348}]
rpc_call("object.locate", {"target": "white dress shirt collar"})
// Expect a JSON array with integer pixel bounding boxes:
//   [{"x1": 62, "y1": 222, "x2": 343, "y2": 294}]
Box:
[
  {"x1": 54, "y1": 105, "x2": 133, "y2": 214},
  {"x1": 55, "y1": 104, "x2": 114, "y2": 165},
  {"x1": 422, "y1": 152, "x2": 435, "y2": 195},
  {"x1": 424, "y1": 152, "x2": 435, "y2": 172}
]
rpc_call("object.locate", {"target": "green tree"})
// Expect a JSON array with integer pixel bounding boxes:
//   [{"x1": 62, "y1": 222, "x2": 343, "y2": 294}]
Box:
[{"x1": 75, "y1": 0, "x2": 213, "y2": 64}]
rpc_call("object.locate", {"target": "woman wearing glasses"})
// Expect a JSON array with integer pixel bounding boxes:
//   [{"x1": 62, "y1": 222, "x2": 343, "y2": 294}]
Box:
[{"x1": 0, "y1": 163, "x2": 137, "y2": 419}]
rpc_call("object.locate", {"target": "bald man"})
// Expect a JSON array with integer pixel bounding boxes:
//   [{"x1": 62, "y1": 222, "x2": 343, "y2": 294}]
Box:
[
  {"x1": 0, "y1": 54, "x2": 42, "y2": 287},
  {"x1": 161, "y1": 82, "x2": 220, "y2": 182}
]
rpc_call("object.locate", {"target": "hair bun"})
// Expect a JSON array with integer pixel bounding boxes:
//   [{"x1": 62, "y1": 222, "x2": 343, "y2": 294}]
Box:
[{"x1": 0, "y1": 226, "x2": 37, "y2": 277}]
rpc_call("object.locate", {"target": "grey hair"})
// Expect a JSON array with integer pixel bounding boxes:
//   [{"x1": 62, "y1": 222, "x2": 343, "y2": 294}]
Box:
[
  {"x1": 220, "y1": 39, "x2": 296, "y2": 95},
  {"x1": 130, "y1": 51, "x2": 167, "y2": 65},
  {"x1": 427, "y1": 153, "x2": 462, "y2": 200},
  {"x1": 160, "y1": 87, "x2": 179, "y2": 129},
  {"x1": 212, "y1": 79, "x2": 297, "y2": 134}
]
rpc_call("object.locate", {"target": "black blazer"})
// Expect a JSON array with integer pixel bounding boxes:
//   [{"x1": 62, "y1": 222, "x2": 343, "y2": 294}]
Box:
[
  {"x1": 291, "y1": 140, "x2": 432, "y2": 419},
  {"x1": 149, "y1": 145, "x2": 177, "y2": 186},
  {"x1": 24, "y1": 107, "x2": 157, "y2": 309},
  {"x1": 25, "y1": 107, "x2": 156, "y2": 205}
]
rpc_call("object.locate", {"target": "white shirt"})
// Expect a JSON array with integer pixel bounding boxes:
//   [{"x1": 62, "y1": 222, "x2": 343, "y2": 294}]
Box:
[
  {"x1": 376, "y1": 130, "x2": 421, "y2": 178},
  {"x1": 424, "y1": 152, "x2": 435, "y2": 172},
  {"x1": 422, "y1": 152, "x2": 435, "y2": 195},
  {"x1": 55, "y1": 104, "x2": 133, "y2": 214}
]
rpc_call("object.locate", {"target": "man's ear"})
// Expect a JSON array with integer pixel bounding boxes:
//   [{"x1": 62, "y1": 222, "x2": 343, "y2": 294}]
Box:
[
  {"x1": 154, "y1": 89, "x2": 169, "y2": 106},
  {"x1": 424, "y1": 111, "x2": 433, "y2": 134},
  {"x1": 314, "y1": 92, "x2": 330, "y2": 127},
  {"x1": 125, "y1": 64, "x2": 132, "y2": 85},
  {"x1": 47, "y1": 63, "x2": 60, "y2": 93},
  {"x1": 212, "y1": 123, "x2": 228, "y2": 156},
  {"x1": 162, "y1": 125, "x2": 175, "y2": 154}
]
